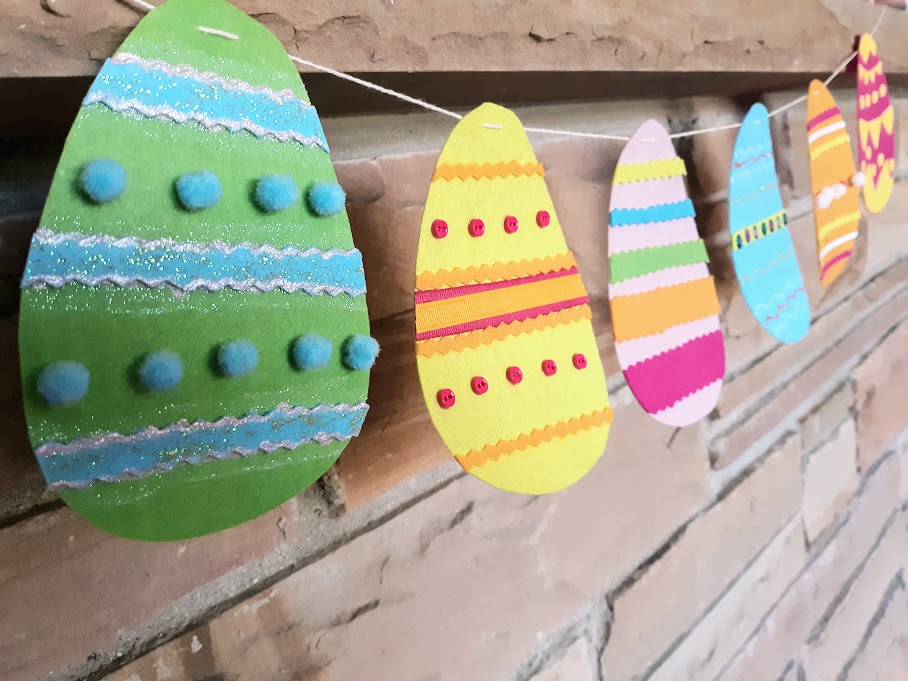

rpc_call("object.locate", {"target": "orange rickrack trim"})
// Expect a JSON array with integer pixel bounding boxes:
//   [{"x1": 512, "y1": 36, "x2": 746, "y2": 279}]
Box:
[
  {"x1": 416, "y1": 252, "x2": 577, "y2": 291},
  {"x1": 455, "y1": 407, "x2": 614, "y2": 471},
  {"x1": 432, "y1": 160, "x2": 545, "y2": 182},
  {"x1": 416, "y1": 304, "x2": 592, "y2": 358}
]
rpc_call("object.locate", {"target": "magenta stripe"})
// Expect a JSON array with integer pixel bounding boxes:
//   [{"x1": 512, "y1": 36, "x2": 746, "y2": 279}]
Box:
[
  {"x1": 414, "y1": 267, "x2": 578, "y2": 304},
  {"x1": 415, "y1": 297, "x2": 590, "y2": 341},
  {"x1": 625, "y1": 330, "x2": 725, "y2": 414},
  {"x1": 807, "y1": 107, "x2": 841, "y2": 131},
  {"x1": 821, "y1": 249, "x2": 852, "y2": 277}
]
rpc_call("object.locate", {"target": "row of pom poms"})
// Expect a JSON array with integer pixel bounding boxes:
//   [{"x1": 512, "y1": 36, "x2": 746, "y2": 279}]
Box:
[
  {"x1": 816, "y1": 172, "x2": 866, "y2": 209},
  {"x1": 36, "y1": 334, "x2": 379, "y2": 407},
  {"x1": 79, "y1": 159, "x2": 346, "y2": 215},
  {"x1": 436, "y1": 353, "x2": 588, "y2": 409}
]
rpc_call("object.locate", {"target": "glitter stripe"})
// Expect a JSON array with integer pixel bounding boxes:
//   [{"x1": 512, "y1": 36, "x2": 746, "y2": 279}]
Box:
[
  {"x1": 84, "y1": 60, "x2": 329, "y2": 151},
  {"x1": 37, "y1": 403, "x2": 369, "y2": 490},
  {"x1": 22, "y1": 229, "x2": 365, "y2": 296},
  {"x1": 111, "y1": 52, "x2": 305, "y2": 105}
]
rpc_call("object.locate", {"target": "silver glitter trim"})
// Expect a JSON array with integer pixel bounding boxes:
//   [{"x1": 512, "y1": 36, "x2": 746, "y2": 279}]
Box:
[
  {"x1": 36, "y1": 402, "x2": 368, "y2": 458},
  {"x1": 111, "y1": 52, "x2": 309, "y2": 106},
  {"x1": 26, "y1": 274, "x2": 365, "y2": 295},
  {"x1": 31, "y1": 228, "x2": 360, "y2": 260},
  {"x1": 25, "y1": 274, "x2": 365, "y2": 296},
  {"x1": 83, "y1": 95, "x2": 330, "y2": 152}
]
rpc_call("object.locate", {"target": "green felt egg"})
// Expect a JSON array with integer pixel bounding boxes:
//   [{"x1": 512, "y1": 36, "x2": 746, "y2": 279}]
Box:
[{"x1": 19, "y1": 0, "x2": 373, "y2": 541}]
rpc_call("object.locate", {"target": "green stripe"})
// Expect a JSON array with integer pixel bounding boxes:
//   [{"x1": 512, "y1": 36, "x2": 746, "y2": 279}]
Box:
[{"x1": 609, "y1": 239, "x2": 709, "y2": 284}]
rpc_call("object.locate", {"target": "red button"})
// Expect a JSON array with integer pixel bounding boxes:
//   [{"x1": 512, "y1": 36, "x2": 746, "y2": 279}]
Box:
[
  {"x1": 506, "y1": 366, "x2": 523, "y2": 384},
  {"x1": 471, "y1": 376, "x2": 489, "y2": 395},
  {"x1": 468, "y1": 218, "x2": 485, "y2": 237},
  {"x1": 572, "y1": 353, "x2": 587, "y2": 370},
  {"x1": 436, "y1": 388, "x2": 456, "y2": 408},
  {"x1": 536, "y1": 210, "x2": 551, "y2": 227},
  {"x1": 542, "y1": 359, "x2": 557, "y2": 376},
  {"x1": 503, "y1": 215, "x2": 519, "y2": 234},
  {"x1": 431, "y1": 219, "x2": 448, "y2": 239}
]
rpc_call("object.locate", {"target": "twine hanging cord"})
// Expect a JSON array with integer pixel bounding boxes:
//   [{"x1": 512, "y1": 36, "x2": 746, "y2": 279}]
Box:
[{"x1": 121, "y1": 0, "x2": 888, "y2": 140}]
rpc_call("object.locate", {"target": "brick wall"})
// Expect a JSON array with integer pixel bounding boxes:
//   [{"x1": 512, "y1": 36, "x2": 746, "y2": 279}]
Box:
[{"x1": 1, "y1": 87, "x2": 907, "y2": 681}]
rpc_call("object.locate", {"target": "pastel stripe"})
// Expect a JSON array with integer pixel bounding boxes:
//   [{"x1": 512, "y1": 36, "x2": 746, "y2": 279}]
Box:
[
  {"x1": 84, "y1": 59, "x2": 329, "y2": 151},
  {"x1": 609, "y1": 239, "x2": 708, "y2": 284},
  {"x1": 21, "y1": 229, "x2": 366, "y2": 296},
  {"x1": 612, "y1": 157, "x2": 687, "y2": 185},
  {"x1": 624, "y1": 330, "x2": 725, "y2": 414},
  {"x1": 610, "y1": 263, "x2": 709, "y2": 299},
  {"x1": 808, "y1": 120, "x2": 847, "y2": 144},
  {"x1": 809, "y1": 135, "x2": 850, "y2": 161},
  {"x1": 414, "y1": 267, "x2": 577, "y2": 304},
  {"x1": 611, "y1": 199, "x2": 696, "y2": 227},
  {"x1": 608, "y1": 177, "x2": 690, "y2": 211},
  {"x1": 821, "y1": 249, "x2": 853, "y2": 277},
  {"x1": 415, "y1": 273, "x2": 586, "y2": 334},
  {"x1": 37, "y1": 403, "x2": 369, "y2": 490},
  {"x1": 807, "y1": 107, "x2": 841, "y2": 131},
  {"x1": 608, "y1": 217, "x2": 699, "y2": 254},
  {"x1": 818, "y1": 211, "x2": 861, "y2": 241},
  {"x1": 415, "y1": 297, "x2": 590, "y2": 341},
  {"x1": 651, "y1": 380, "x2": 723, "y2": 427},
  {"x1": 615, "y1": 314, "x2": 720, "y2": 366},
  {"x1": 819, "y1": 231, "x2": 859, "y2": 260},
  {"x1": 611, "y1": 276, "x2": 721, "y2": 342}
]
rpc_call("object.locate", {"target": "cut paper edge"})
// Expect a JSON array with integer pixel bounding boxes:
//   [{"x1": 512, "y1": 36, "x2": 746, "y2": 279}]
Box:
[
  {"x1": 416, "y1": 304, "x2": 592, "y2": 358},
  {"x1": 609, "y1": 263, "x2": 709, "y2": 299},
  {"x1": 612, "y1": 157, "x2": 687, "y2": 185},
  {"x1": 615, "y1": 314, "x2": 721, "y2": 367},
  {"x1": 610, "y1": 276, "x2": 721, "y2": 343},
  {"x1": 454, "y1": 406, "x2": 614, "y2": 472},
  {"x1": 649, "y1": 379, "x2": 723, "y2": 427},
  {"x1": 432, "y1": 161, "x2": 544, "y2": 182},
  {"x1": 415, "y1": 252, "x2": 577, "y2": 290}
]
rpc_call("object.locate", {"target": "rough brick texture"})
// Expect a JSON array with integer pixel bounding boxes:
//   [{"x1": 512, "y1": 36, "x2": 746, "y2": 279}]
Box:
[{"x1": 0, "y1": 79, "x2": 907, "y2": 681}]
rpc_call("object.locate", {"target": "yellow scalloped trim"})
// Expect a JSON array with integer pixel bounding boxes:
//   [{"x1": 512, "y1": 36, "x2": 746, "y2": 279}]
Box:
[
  {"x1": 416, "y1": 304, "x2": 592, "y2": 357},
  {"x1": 455, "y1": 407, "x2": 614, "y2": 471},
  {"x1": 415, "y1": 252, "x2": 577, "y2": 291},
  {"x1": 613, "y1": 157, "x2": 687, "y2": 185},
  {"x1": 432, "y1": 160, "x2": 545, "y2": 182}
]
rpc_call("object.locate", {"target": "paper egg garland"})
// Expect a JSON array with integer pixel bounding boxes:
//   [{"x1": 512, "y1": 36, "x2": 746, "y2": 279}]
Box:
[
  {"x1": 414, "y1": 103, "x2": 613, "y2": 495},
  {"x1": 608, "y1": 120, "x2": 725, "y2": 427},
  {"x1": 728, "y1": 104, "x2": 810, "y2": 344},
  {"x1": 19, "y1": 0, "x2": 375, "y2": 541},
  {"x1": 857, "y1": 33, "x2": 896, "y2": 214},
  {"x1": 806, "y1": 80, "x2": 862, "y2": 287}
]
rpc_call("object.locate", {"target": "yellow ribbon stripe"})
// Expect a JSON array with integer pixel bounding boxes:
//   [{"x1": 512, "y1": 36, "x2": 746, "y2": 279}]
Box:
[{"x1": 613, "y1": 157, "x2": 687, "y2": 185}]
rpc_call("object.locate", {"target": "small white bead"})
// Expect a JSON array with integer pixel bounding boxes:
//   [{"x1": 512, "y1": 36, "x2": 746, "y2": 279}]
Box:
[
  {"x1": 834, "y1": 182, "x2": 848, "y2": 198},
  {"x1": 817, "y1": 192, "x2": 833, "y2": 210},
  {"x1": 851, "y1": 171, "x2": 866, "y2": 187}
]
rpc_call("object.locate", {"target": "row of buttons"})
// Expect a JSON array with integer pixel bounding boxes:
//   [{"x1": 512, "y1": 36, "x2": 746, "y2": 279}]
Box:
[
  {"x1": 431, "y1": 210, "x2": 551, "y2": 239},
  {"x1": 436, "y1": 353, "x2": 588, "y2": 409}
]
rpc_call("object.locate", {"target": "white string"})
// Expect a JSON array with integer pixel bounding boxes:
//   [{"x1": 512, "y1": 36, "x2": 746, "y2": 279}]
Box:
[
  {"x1": 196, "y1": 26, "x2": 238, "y2": 40},
  {"x1": 122, "y1": 0, "x2": 887, "y2": 141},
  {"x1": 288, "y1": 56, "x2": 463, "y2": 121}
]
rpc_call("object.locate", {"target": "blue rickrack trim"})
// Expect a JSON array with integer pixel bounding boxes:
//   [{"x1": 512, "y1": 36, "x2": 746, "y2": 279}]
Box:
[
  {"x1": 83, "y1": 59, "x2": 329, "y2": 151},
  {"x1": 21, "y1": 229, "x2": 366, "y2": 296},
  {"x1": 610, "y1": 199, "x2": 696, "y2": 227},
  {"x1": 36, "y1": 402, "x2": 369, "y2": 490}
]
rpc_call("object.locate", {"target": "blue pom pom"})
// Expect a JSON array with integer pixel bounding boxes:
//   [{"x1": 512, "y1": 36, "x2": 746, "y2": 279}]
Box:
[
  {"x1": 37, "y1": 361, "x2": 89, "y2": 406},
  {"x1": 292, "y1": 334, "x2": 332, "y2": 371},
  {"x1": 255, "y1": 174, "x2": 299, "y2": 213},
  {"x1": 139, "y1": 350, "x2": 183, "y2": 391},
  {"x1": 342, "y1": 334, "x2": 379, "y2": 371},
  {"x1": 308, "y1": 181, "x2": 346, "y2": 216},
  {"x1": 80, "y1": 159, "x2": 126, "y2": 203},
  {"x1": 218, "y1": 340, "x2": 259, "y2": 377},
  {"x1": 176, "y1": 171, "x2": 222, "y2": 210}
]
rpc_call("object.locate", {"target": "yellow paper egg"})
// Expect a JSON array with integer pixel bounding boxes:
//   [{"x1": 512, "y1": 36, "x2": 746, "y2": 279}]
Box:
[{"x1": 414, "y1": 103, "x2": 612, "y2": 495}]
